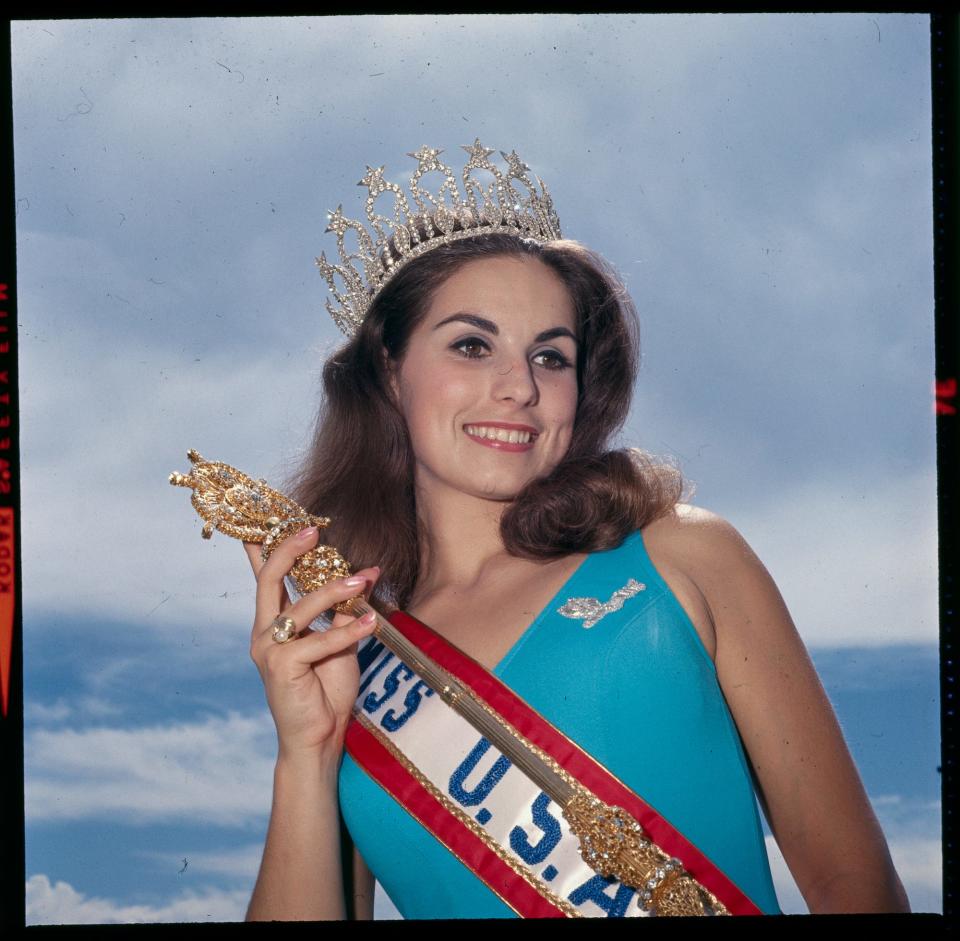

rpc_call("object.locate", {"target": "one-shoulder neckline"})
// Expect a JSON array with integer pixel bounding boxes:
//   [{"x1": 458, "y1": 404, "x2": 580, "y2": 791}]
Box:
[
  {"x1": 490, "y1": 529, "x2": 719, "y2": 677},
  {"x1": 490, "y1": 537, "x2": 639, "y2": 678}
]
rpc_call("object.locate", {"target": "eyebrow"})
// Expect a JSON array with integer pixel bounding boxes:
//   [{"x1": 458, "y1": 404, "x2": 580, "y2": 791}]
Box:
[{"x1": 432, "y1": 312, "x2": 578, "y2": 345}]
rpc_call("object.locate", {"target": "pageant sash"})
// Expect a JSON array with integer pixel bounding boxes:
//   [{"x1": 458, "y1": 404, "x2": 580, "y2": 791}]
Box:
[
  {"x1": 344, "y1": 610, "x2": 763, "y2": 918},
  {"x1": 168, "y1": 453, "x2": 762, "y2": 917}
]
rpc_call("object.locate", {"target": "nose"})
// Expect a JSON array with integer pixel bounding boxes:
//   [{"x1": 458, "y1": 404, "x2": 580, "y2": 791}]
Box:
[{"x1": 491, "y1": 358, "x2": 539, "y2": 407}]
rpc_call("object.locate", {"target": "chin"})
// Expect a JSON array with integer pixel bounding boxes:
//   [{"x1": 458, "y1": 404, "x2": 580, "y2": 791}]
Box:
[
  {"x1": 472, "y1": 471, "x2": 543, "y2": 502},
  {"x1": 472, "y1": 482, "x2": 522, "y2": 502}
]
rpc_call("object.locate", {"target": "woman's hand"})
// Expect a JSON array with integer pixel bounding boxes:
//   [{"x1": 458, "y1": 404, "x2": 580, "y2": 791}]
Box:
[{"x1": 244, "y1": 526, "x2": 380, "y2": 762}]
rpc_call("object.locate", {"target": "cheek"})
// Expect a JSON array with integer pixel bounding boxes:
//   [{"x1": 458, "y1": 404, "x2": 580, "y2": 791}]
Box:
[
  {"x1": 398, "y1": 361, "x2": 468, "y2": 440},
  {"x1": 539, "y1": 380, "x2": 578, "y2": 456},
  {"x1": 552, "y1": 378, "x2": 579, "y2": 430},
  {"x1": 554, "y1": 419, "x2": 575, "y2": 454}
]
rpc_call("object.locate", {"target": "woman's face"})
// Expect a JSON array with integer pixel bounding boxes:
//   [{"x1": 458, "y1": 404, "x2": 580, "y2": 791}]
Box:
[{"x1": 391, "y1": 255, "x2": 579, "y2": 505}]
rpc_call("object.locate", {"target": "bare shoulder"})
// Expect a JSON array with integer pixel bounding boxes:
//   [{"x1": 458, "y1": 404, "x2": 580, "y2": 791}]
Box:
[
  {"x1": 639, "y1": 504, "x2": 741, "y2": 660},
  {"x1": 644, "y1": 503, "x2": 772, "y2": 593},
  {"x1": 641, "y1": 504, "x2": 785, "y2": 656},
  {"x1": 643, "y1": 503, "x2": 751, "y2": 558}
]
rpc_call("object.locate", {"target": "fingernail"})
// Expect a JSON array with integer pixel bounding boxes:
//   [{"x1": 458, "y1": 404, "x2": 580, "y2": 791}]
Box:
[
  {"x1": 359, "y1": 611, "x2": 377, "y2": 625},
  {"x1": 344, "y1": 575, "x2": 366, "y2": 587},
  {"x1": 297, "y1": 527, "x2": 318, "y2": 541}
]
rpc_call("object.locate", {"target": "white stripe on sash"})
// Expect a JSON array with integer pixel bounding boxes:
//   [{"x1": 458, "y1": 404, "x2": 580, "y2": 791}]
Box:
[{"x1": 354, "y1": 637, "x2": 651, "y2": 918}]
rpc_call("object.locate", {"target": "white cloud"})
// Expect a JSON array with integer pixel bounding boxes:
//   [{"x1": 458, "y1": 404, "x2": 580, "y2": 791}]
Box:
[
  {"x1": 374, "y1": 882, "x2": 402, "y2": 920},
  {"x1": 722, "y1": 467, "x2": 939, "y2": 648},
  {"x1": 887, "y1": 838, "x2": 942, "y2": 913},
  {"x1": 25, "y1": 712, "x2": 276, "y2": 826},
  {"x1": 765, "y1": 834, "x2": 806, "y2": 915},
  {"x1": 25, "y1": 697, "x2": 124, "y2": 727},
  {"x1": 25, "y1": 870, "x2": 403, "y2": 924},
  {"x1": 24, "y1": 700, "x2": 72, "y2": 723},
  {"x1": 17, "y1": 266, "x2": 320, "y2": 637},
  {"x1": 137, "y1": 844, "x2": 263, "y2": 883},
  {"x1": 133, "y1": 844, "x2": 409, "y2": 920},
  {"x1": 26, "y1": 874, "x2": 249, "y2": 925},
  {"x1": 875, "y1": 796, "x2": 942, "y2": 913}
]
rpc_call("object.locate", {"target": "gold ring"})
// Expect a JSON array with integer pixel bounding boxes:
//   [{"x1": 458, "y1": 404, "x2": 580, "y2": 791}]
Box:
[{"x1": 270, "y1": 615, "x2": 298, "y2": 644}]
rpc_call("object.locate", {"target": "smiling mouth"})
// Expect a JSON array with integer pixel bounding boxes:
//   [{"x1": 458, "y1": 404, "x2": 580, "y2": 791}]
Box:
[{"x1": 464, "y1": 424, "x2": 538, "y2": 445}]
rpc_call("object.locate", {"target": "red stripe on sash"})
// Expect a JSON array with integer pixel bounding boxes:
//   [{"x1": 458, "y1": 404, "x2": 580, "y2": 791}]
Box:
[
  {"x1": 345, "y1": 717, "x2": 568, "y2": 918},
  {"x1": 385, "y1": 609, "x2": 763, "y2": 917}
]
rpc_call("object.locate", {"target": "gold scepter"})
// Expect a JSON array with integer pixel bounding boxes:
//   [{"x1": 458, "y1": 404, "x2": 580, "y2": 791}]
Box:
[{"x1": 169, "y1": 449, "x2": 725, "y2": 916}]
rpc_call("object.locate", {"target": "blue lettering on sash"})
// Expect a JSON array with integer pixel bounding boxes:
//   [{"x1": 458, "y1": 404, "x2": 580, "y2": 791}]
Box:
[
  {"x1": 568, "y1": 874, "x2": 636, "y2": 918},
  {"x1": 357, "y1": 637, "x2": 385, "y2": 674},
  {"x1": 381, "y1": 679, "x2": 435, "y2": 732},
  {"x1": 508, "y1": 792, "x2": 562, "y2": 864},
  {"x1": 362, "y1": 662, "x2": 414, "y2": 714},
  {"x1": 357, "y1": 650, "x2": 394, "y2": 696},
  {"x1": 449, "y1": 737, "x2": 511, "y2": 807}
]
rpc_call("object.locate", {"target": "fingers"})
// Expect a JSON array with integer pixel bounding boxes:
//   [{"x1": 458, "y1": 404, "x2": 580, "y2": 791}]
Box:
[
  {"x1": 248, "y1": 525, "x2": 383, "y2": 644},
  {"x1": 259, "y1": 566, "x2": 379, "y2": 639},
  {"x1": 253, "y1": 609, "x2": 378, "y2": 670},
  {"x1": 253, "y1": 526, "x2": 321, "y2": 626}
]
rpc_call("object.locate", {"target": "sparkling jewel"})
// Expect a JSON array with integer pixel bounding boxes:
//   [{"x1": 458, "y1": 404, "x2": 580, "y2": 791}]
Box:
[
  {"x1": 557, "y1": 579, "x2": 647, "y2": 629},
  {"x1": 316, "y1": 139, "x2": 562, "y2": 336}
]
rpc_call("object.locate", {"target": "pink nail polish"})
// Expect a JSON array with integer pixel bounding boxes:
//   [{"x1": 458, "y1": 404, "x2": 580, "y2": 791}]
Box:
[
  {"x1": 297, "y1": 527, "x2": 318, "y2": 540},
  {"x1": 344, "y1": 575, "x2": 366, "y2": 587}
]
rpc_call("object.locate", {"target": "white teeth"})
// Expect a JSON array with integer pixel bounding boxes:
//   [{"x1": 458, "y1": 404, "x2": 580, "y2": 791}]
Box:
[{"x1": 465, "y1": 425, "x2": 533, "y2": 444}]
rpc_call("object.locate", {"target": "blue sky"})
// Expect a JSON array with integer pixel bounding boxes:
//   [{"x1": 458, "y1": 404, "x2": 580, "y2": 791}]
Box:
[{"x1": 13, "y1": 14, "x2": 938, "y2": 920}]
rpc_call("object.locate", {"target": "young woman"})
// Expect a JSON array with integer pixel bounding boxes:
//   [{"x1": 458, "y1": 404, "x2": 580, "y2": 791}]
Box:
[{"x1": 242, "y1": 144, "x2": 908, "y2": 919}]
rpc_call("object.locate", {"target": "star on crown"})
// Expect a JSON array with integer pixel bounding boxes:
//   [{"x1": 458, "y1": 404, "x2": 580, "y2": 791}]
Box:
[{"x1": 315, "y1": 139, "x2": 562, "y2": 336}]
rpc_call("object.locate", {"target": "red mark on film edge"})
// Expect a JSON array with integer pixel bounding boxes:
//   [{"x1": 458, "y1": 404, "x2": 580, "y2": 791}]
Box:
[
  {"x1": 0, "y1": 283, "x2": 11, "y2": 713},
  {"x1": 935, "y1": 377, "x2": 957, "y2": 415},
  {"x1": 0, "y1": 510, "x2": 12, "y2": 717}
]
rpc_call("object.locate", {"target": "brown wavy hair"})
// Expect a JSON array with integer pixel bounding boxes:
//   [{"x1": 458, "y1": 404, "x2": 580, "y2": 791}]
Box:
[{"x1": 290, "y1": 232, "x2": 684, "y2": 607}]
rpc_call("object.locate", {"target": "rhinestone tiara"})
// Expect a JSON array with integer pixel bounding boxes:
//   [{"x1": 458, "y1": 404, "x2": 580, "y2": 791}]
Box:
[{"x1": 315, "y1": 139, "x2": 563, "y2": 336}]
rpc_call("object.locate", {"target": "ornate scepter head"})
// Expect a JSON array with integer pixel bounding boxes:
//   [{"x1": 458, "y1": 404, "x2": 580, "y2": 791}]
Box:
[{"x1": 168, "y1": 449, "x2": 353, "y2": 594}]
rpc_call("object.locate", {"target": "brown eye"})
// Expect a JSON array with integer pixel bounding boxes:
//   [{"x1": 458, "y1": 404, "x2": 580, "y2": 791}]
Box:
[
  {"x1": 532, "y1": 349, "x2": 572, "y2": 371},
  {"x1": 452, "y1": 337, "x2": 490, "y2": 359}
]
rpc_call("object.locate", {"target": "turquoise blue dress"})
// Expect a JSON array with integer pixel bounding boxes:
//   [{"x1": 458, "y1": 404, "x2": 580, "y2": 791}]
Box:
[{"x1": 338, "y1": 529, "x2": 781, "y2": 917}]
